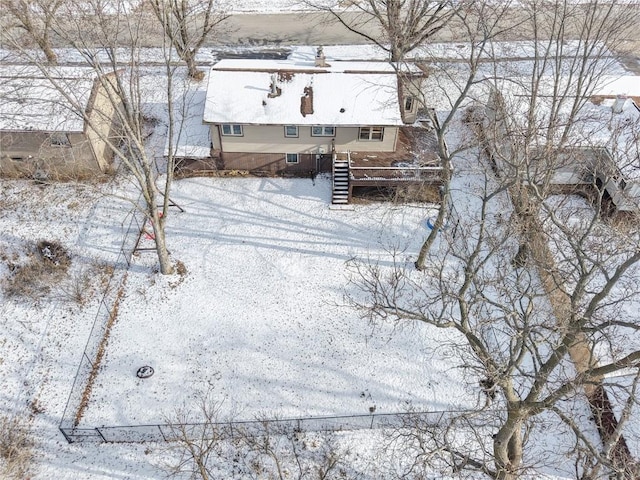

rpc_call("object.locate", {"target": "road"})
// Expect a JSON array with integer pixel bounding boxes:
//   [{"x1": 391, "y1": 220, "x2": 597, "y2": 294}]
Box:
[
  {"x1": 213, "y1": 12, "x2": 377, "y2": 46},
  {"x1": 2, "y1": 8, "x2": 638, "y2": 71},
  {"x1": 214, "y1": 10, "x2": 639, "y2": 71}
]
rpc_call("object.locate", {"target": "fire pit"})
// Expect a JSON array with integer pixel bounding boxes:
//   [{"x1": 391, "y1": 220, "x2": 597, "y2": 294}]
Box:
[{"x1": 136, "y1": 366, "x2": 154, "y2": 379}]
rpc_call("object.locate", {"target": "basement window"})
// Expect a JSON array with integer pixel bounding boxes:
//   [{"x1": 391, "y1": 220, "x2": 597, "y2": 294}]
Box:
[
  {"x1": 284, "y1": 125, "x2": 298, "y2": 137},
  {"x1": 359, "y1": 126, "x2": 384, "y2": 141},
  {"x1": 311, "y1": 126, "x2": 335, "y2": 137},
  {"x1": 221, "y1": 124, "x2": 243, "y2": 136},
  {"x1": 286, "y1": 153, "x2": 299, "y2": 164}
]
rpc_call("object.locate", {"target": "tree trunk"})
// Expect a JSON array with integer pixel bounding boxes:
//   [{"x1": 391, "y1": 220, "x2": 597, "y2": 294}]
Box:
[
  {"x1": 415, "y1": 157, "x2": 451, "y2": 271},
  {"x1": 37, "y1": 31, "x2": 57, "y2": 64},
  {"x1": 415, "y1": 202, "x2": 445, "y2": 270},
  {"x1": 493, "y1": 414, "x2": 524, "y2": 480},
  {"x1": 150, "y1": 210, "x2": 174, "y2": 274},
  {"x1": 390, "y1": 45, "x2": 402, "y2": 63},
  {"x1": 41, "y1": 41, "x2": 58, "y2": 64},
  {"x1": 184, "y1": 50, "x2": 201, "y2": 80}
]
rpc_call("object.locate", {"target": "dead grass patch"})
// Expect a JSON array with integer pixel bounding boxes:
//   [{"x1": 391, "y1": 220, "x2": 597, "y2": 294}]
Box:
[
  {"x1": 74, "y1": 275, "x2": 127, "y2": 426},
  {"x1": 2, "y1": 240, "x2": 71, "y2": 302},
  {"x1": 56, "y1": 262, "x2": 115, "y2": 306},
  {"x1": 351, "y1": 185, "x2": 441, "y2": 204},
  {"x1": 0, "y1": 414, "x2": 33, "y2": 480},
  {"x1": 169, "y1": 260, "x2": 188, "y2": 289}
]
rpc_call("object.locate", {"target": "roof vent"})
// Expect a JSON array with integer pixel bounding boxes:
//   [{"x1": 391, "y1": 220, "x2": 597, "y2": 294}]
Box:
[
  {"x1": 612, "y1": 95, "x2": 627, "y2": 114},
  {"x1": 315, "y1": 46, "x2": 329, "y2": 68}
]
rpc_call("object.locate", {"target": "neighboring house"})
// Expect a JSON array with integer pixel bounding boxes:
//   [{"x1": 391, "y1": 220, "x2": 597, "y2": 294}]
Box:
[
  {"x1": 0, "y1": 66, "x2": 119, "y2": 180},
  {"x1": 484, "y1": 78, "x2": 640, "y2": 212},
  {"x1": 202, "y1": 49, "x2": 442, "y2": 204}
]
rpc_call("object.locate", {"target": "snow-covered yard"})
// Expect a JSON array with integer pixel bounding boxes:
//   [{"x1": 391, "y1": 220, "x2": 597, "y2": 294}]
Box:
[
  {"x1": 81, "y1": 176, "x2": 472, "y2": 427},
  {"x1": 1, "y1": 32, "x2": 639, "y2": 477},
  {"x1": 0, "y1": 174, "x2": 479, "y2": 478}
]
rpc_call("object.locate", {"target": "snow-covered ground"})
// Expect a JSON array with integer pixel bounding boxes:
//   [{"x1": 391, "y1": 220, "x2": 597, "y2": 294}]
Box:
[
  {"x1": 0, "y1": 156, "x2": 575, "y2": 480},
  {"x1": 2, "y1": 38, "x2": 639, "y2": 478},
  {"x1": 81, "y1": 176, "x2": 469, "y2": 427},
  {"x1": 0, "y1": 174, "x2": 477, "y2": 479},
  {"x1": 0, "y1": 179, "x2": 159, "y2": 479},
  {"x1": 540, "y1": 194, "x2": 640, "y2": 458}
]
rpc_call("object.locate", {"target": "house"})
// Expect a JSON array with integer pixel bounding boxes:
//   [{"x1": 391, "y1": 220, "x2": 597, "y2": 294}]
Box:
[
  {"x1": 0, "y1": 66, "x2": 119, "y2": 180},
  {"x1": 201, "y1": 49, "x2": 442, "y2": 204},
  {"x1": 483, "y1": 77, "x2": 640, "y2": 212}
]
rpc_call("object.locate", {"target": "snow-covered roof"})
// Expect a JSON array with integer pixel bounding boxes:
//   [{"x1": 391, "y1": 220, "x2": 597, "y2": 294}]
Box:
[
  {"x1": 0, "y1": 66, "x2": 96, "y2": 132},
  {"x1": 486, "y1": 76, "x2": 640, "y2": 180},
  {"x1": 582, "y1": 97, "x2": 640, "y2": 180},
  {"x1": 594, "y1": 75, "x2": 640, "y2": 98},
  {"x1": 203, "y1": 59, "x2": 404, "y2": 126},
  {"x1": 164, "y1": 74, "x2": 212, "y2": 158}
]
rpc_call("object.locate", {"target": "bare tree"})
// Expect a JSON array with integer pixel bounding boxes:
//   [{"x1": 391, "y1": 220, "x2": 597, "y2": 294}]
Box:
[
  {"x1": 3, "y1": 0, "x2": 198, "y2": 274},
  {"x1": 162, "y1": 390, "x2": 228, "y2": 480},
  {"x1": 481, "y1": 0, "x2": 640, "y2": 263},
  {"x1": 347, "y1": 127, "x2": 640, "y2": 477},
  {"x1": 407, "y1": 0, "x2": 518, "y2": 270},
  {"x1": 306, "y1": 0, "x2": 464, "y2": 62},
  {"x1": 306, "y1": 0, "x2": 474, "y2": 131},
  {"x1": 352, "y1": 3, "x2": 640, "y2": 475},
  {"x1": 347, "y1": 2, "x2": 640, "y2": 468},
  {"x1": 402, "y1": 0, "x2": 639, "y2": 271},
  {"x1": 163, "y1": 392, "x2": 352, "y2": 480},
  {"x1": 235, "y1": 418, "x2": 350, "y2": 480},
  {"x1": 148, "y1": 0, "x2": 228, "y2": 80},
  {"x1": 2, "y1": 0, "x2": 62, "y2": 64},
  {"x1": 346, "y1": 0, "x2": 640, "y2": 468}
]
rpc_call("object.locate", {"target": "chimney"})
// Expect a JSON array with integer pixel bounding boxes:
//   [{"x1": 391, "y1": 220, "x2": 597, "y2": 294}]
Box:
[
  {"x1": 612, "y1": 95, "x2": 627, "y2": 114},
  {"x1": 300, "y1": 86, "x2": 314, "y2": 117},
  {"x1": 268, "y1": 73, "x2": 282, "y2": 98},
  {"x1": 315, "y1": 46, "x2": 328, "y2": 68}
]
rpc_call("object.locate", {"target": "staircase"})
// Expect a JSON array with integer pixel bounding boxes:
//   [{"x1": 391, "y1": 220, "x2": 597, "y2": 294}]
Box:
[{"x1": 332, "y1": 153, "x2": 350, "y2": 205}]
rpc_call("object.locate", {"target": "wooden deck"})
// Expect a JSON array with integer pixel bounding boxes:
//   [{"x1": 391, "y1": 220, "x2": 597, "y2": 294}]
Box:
[
  {"x1": 348, "y1": 125, "x2": 442, "y2": 186},
  {"x1": 173, "y1": 124, "x2": 443, "y2": 188},
  {"x1": 349, "y1": 125, "x2": 440, "y2": 169}
]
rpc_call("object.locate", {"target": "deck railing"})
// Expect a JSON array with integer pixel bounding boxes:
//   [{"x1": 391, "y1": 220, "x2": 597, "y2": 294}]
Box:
[{"x1": 350, "y1": 165, "x2": 443, "y2": 182}]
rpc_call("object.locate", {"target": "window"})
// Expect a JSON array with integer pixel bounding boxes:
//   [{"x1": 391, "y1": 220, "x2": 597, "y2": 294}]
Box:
[
  {"x1": 50, "y1": 132, "x2": 70, "y2": 146},
  {"x1": 404, "y1": 96, "x2": 415, "y2": 112},
  {"x1": 221, "y1": 124, "x2": 243, "y2": 136},
  {"x1": 286, "y1": 153, "x2": 299, "y2": 164},
  {"x1": 359, "y1": 126, "x2": 384, "y2": 141},
  {"x1": 311, "y1": 126, "x2": 335, "y2": 137},
  {"x1": 284, "y1": 125, "x2": 298, "y2": 137}
]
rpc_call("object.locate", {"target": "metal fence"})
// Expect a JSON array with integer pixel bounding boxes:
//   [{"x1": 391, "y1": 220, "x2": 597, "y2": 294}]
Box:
[
  {"x1": 59, "y1": 409, "x2": 479, "y2": 444},
  {"x1": 59, "y1": 202, "x2": 147, "y2": 436},
  {"x1": 57, "y1": 195, "x2": 480, "y2": 446}
]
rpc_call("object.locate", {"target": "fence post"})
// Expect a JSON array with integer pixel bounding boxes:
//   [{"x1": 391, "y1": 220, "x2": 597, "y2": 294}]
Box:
[
  {"x1": 95, "y1": 427, "x2": 107, "y2": 442},
  {"x1": 59, "y1": 427, "x2": 73, "y2": 443},
  {"x1": 158, "y1": 424, "x2": 167, "y2": 441}
]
